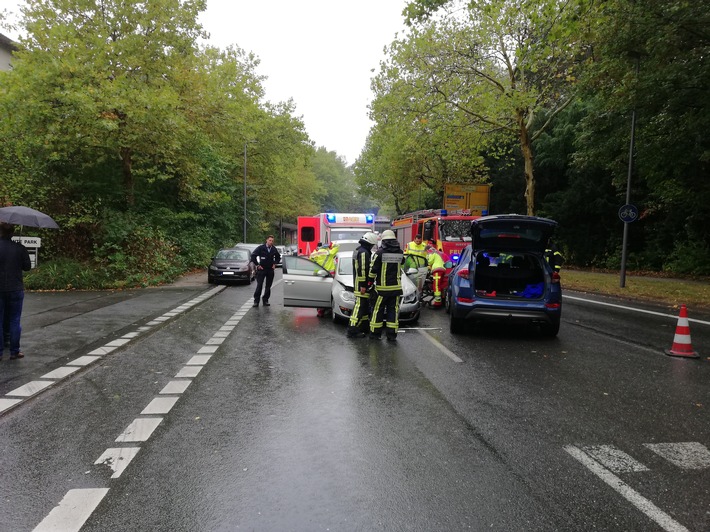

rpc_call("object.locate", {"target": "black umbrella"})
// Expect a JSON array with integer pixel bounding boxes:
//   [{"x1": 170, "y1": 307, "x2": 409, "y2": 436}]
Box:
[{"x1": 0, "y1": 206, "x2": 59, "y2": 229}]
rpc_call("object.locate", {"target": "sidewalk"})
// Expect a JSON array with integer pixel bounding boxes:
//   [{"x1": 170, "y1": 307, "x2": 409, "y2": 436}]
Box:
[{"x1": 1, "y1": 269, "x2": 218, "y2": 410}]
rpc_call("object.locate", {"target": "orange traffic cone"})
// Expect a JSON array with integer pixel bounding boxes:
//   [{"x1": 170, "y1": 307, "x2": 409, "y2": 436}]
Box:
[{"x1": 665, "y1": 304, "x2": 699, "y2": 358}]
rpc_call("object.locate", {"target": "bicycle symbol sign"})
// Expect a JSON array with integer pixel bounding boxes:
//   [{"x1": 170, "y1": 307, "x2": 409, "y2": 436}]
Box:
[{"x1": 619, "y1": 204, "x2": 639, "y2": 223}]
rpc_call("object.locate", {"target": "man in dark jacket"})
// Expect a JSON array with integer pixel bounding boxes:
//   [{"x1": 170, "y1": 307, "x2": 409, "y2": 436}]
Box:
[
  {"x1": 250, "y1": 235, "x2": 281, "y2": 307},
  {"x1": 346, "y1": 232, "x2": 378, "y2": 338},
  {"x1": 0, "y1": 223, "x2": 32, "y2": 360},
  {"x1": 369, "y1": 230, "x2": 405, "y2": 342}
]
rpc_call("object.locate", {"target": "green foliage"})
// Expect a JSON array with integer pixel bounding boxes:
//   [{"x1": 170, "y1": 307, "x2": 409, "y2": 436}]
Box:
[{"x1": 24, "y1": 258, "x2": 112, "y2": 290}]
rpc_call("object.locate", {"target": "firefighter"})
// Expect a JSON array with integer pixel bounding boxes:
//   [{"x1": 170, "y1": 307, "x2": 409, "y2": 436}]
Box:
[
  {"x1": 369, "y1": 230, "x2": 405, "y2": 342},
  {"x1": 426, "y1": 242, "x2": 447, "y2": 308},
  {"x1": 544, "y1": 240, "x2": 565, "y2": 273},
  {"x1": 310, "y1": 242, "x2": 339, "y2": 317},
  {"x1": 346, "y1": 232, "x2": 378, "y2": 338}
]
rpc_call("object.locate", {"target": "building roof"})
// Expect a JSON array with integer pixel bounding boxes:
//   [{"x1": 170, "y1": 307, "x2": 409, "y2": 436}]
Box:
[{"x1": 0, "y1": 33, "x2": 19, "y2": 52}]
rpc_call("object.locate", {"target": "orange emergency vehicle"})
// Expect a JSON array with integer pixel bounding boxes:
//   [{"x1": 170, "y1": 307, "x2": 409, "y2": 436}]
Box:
[{"x1": 297, "y1": 213, "x2": 375, "y2": 256}]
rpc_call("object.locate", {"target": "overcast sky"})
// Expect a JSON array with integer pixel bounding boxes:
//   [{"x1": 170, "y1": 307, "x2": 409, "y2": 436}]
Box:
[{"x1": 2, "y1": 0, "x2": 410, "y2": 165}]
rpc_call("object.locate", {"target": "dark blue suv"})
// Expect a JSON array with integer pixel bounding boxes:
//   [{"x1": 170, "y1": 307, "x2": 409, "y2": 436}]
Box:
[{"x1": 447, "y1": 215, "x2": 561, "y2": 336}]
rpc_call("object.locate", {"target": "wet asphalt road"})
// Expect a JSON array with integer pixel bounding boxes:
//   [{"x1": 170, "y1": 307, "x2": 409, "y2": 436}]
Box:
[{"x1": 1, "y1": 270, "x2": 709, "y2": 531}]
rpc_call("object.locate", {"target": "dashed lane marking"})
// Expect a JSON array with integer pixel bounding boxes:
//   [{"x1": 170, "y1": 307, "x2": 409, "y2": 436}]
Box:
[
  {"x1": 1, "y1": 285, "x2": 225, "y2": 416},
  {"x1": 32, "y1": 294, "x2": 260, "y2": 530},
  {"x1": 564, "y1": 295, "x2": 710, "y2": 326},
  {"x1": 94, "y1": 447, "x2": 141, "y2": 479},
  {"x1": 33, "y1": 488, "x2": 110, "y2": 532},
  {"x1": 565, "y1": 445, "x2": 690, "y2": 532}
]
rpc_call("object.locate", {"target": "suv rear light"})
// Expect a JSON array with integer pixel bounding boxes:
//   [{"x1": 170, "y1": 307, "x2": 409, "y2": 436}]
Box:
[
  {"x1": 457, "y1": 268, "x2": 469, "y2": 279},
  {"x1": 551, "y1": 271, "x2": 560, "y2": 284},
  {"x1": 545, "y1": 302, "x2": 561, "y2": 309},
  {"x1": 457, "y1": 296, "x2": 475, "y2": 303}
]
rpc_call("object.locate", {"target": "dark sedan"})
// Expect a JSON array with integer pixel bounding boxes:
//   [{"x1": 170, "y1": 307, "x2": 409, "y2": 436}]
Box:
[{"x1": 208, "y1": 248, "x2": 256, "y2": 284}]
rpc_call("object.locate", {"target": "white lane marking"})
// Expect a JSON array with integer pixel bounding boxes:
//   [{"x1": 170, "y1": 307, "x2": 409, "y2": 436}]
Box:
[
  {"x1": 33, "y1": 488, "x2": 110, "y2": 532},
  {"x1": 582, "y1": 445, "x2": 650, "y2": 473},
  {"x1": 6, "y1": 380, "x2": 54, "y2": 397},
  {"x1": 66, "y1": 355, "x2": 102, "y2": 366},
  {"x1": 187, "y1": 355, "x2": 212, "y2": 365},
  {"x1": 88, "y1": 346, "x2": 117, "y2": 355},
  {"x1": 105, "y1": 338, "x2": 131, "y2": 347},
  {"x1": 141, "y1": 397, "x2": 179, "y2": 415},
  {"x1": 121, "y1": 332, "x2": 140, "y2": 338},
  {"x1": 644, "y1": 442, "x2": 710, "y2": 470},
  {"x1": 94, "y1": 447, "x2": 141, "y2": 478},
  {"x1": 0, "y1": 398, "x2": 22, "y2": 413},
  {"x1": 564, "y1": 295, "x2": 710, "y2": 326},
  {"x1": 41, "y1": 366, "x2": 81, "y2": 380},
  {"x1": 198, "y1": 345, "x2": 219, "y2": 354},
  {"x1": 115, "y1": 417, "x2": 163, "y2": 442},
  {"x1": 176, "y1": 366, "x2": 202, "y2": 378},
  {"x1": 206, "y1": 337, "x2": 225, "y2": 345},
  {"x1": 213, "y1": 331, "x2": 230, "y2": 338},
  {"x1": 219, "y1": 326, "x2": 235, "y2": 332},
  {"x1": 160, "y1": 380, "x2": 191, "y2": 394},
  {"x1": 418, "y1": 330, "x2": 464, "y2": 363},
  {"x1": 564, "y1": 445, "x2": 690, "y2": 532}
]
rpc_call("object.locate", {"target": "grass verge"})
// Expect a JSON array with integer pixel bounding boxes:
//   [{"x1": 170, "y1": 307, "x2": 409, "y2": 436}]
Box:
[{"x1": 562, "y1": 269, "x2": 710, "y2": 311}]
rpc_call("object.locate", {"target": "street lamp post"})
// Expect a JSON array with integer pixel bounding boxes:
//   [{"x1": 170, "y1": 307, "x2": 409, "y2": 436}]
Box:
[{"x1": 243, "y1": 142, "x2": 248, "y2": 243}]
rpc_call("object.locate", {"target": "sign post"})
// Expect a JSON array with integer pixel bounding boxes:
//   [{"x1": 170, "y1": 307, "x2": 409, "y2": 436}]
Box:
[{"x1": 11, "y1": 236, "x2": 42, "y2": 268}]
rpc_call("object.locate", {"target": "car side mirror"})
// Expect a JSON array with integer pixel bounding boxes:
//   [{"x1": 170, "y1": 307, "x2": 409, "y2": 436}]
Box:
[
  {"x1": 406, "y1": 267, "x2": 419, "y2": 275},
  {"x1": 315, "y1": 269, "x2": 330, "y2": 277}
]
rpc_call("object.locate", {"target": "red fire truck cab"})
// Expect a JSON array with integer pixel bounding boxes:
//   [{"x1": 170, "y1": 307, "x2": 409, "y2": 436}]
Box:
[{"x1": 391, "y1": 209, "x2": 480, "y2": 265}]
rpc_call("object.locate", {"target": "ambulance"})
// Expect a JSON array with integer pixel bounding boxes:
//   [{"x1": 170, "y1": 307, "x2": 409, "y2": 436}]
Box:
[{"x1": 296, "y1": 213, "x2": 376, "y2": 256}]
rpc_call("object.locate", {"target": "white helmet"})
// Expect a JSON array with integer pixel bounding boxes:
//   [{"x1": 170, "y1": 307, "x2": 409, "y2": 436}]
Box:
[
  {"x1": 362, "y1": 232, "x2": 378, "y2": 246},
  {"x1": 381, "y1": 229, "x2": 396, "y2": 240}
]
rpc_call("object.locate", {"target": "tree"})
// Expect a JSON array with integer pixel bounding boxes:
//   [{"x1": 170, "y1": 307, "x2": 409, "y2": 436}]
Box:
[{"x1": 389, "y1": 0, "x2": 592, "y2": 214}]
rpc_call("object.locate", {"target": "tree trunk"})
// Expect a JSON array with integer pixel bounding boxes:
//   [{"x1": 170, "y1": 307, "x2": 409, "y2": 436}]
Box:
[
  {"x1": 120, "y1": 146, "x2": 134, "y2": 207},
  {"x1": 518, "y1": 111, "x2": 535, "y2": 215}
]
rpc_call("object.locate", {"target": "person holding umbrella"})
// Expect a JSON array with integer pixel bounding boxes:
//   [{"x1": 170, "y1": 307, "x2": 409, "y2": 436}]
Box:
[{"x1": 0, "y1": 222, "x2": 31, "y2": 360}]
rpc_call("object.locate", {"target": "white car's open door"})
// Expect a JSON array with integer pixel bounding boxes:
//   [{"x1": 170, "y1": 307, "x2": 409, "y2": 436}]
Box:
[{"x1": 282, "y1": 255, "x2": 333, "y2": 308}]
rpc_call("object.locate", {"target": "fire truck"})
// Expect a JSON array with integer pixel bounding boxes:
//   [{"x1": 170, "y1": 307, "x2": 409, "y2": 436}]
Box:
[
  {"x1": 391, "y1": 209, "x2": 481, "y2": 264},
  {"x1": 297, "y1": 213, "x2": 376, "y2": 256}
]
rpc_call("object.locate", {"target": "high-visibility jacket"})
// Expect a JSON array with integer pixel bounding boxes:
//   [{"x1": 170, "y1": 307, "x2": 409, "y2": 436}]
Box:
[
  {"x1": 369, "y1": 240, "x2": 405, "y2": 296},
  {"x1": 309, "y1": 247, "x2": 329, "y2": 267},
  {"x1": 405, "y1": 240, "x2": 427, "y2": 259},
  {"x1": 323, "y1": 244, "x2": 339, "y2": 272},
  {"x1": 427, "y1": 250, "x2": 445, "y2": 271}
]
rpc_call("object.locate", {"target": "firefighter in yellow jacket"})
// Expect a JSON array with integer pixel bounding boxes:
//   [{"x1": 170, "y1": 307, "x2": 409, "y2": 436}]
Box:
[
  {"x1": 310, "y1": 242, "x2": 339, "y2": 317},
  {"x1": 369, "y1": 230, "x2": 405, "y2": 342},
  {"x1": 426, "y1": 242, "x2": 447, "y2": 308}
]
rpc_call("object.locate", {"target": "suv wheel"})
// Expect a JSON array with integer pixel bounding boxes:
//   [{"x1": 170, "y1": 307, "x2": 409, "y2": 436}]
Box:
[
  {"x1": 450, "y1": 312, "x2": 465, "y2": 334},
  {"x1": 540, "y1": 318, "x2": 560, "y2": 337}
]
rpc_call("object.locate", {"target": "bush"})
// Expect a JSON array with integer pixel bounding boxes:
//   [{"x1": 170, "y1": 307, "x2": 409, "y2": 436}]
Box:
[{"x1": 24, "y1": 258, "x2": 112, "y2": 290}]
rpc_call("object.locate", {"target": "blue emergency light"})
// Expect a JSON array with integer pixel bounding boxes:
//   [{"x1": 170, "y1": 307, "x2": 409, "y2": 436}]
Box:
[
  {"x1": 451, "y1": 254, "x2": 460, "y2": 264},
  {"x1": 440, "y1": 209, "x2": 448, "y2": 216},
  {"x1": 326, "y1": 214, "x2": 337, "y2": 223},
  {"x1": 366, "y1": 214, "x2": 374, "y2": 223}
]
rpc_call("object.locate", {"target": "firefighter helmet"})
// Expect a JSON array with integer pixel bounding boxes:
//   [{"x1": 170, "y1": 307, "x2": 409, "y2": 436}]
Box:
[
  {"x1": 362, "y1": 232, "x2": 378, "y2": 246},
  {"x1": 380, "y1": 230, "x2": 396, "y2": 241}
]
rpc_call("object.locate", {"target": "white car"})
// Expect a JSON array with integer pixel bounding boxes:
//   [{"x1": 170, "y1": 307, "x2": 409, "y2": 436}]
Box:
[{"x1": 282, "y1": 251, "x2": 420, "y2": 323}]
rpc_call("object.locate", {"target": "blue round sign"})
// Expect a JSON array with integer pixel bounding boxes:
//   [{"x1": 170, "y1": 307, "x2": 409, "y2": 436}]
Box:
[{"x1": 619, "y1": 204, "x2": 639, "y2": 223}]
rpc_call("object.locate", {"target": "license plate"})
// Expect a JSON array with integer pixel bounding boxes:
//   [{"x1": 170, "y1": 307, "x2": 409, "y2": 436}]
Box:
[{"x1": 222, "y1": 271, "x2": 234, "y2": 275}]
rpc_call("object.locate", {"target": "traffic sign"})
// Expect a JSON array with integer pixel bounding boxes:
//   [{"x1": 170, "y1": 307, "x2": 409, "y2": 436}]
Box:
[{"x1": 619, "y1": 204, "x2": 639, "y2": 223}]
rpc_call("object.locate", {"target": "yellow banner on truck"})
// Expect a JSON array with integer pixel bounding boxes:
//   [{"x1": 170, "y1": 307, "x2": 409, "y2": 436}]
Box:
[{"x1": 444, "y1": 184, "x2": 491, "y2": 215}]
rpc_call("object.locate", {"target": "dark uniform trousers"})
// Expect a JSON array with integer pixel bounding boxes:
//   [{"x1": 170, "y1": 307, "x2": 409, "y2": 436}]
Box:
[
  {"x1": 370, "y1": 292, "x2": 401, "y2": 339},
  {"x1": 348, "y1": 292, "x2": 371, "y2": 333},
  {"x1": 254, "y1": 268, "x2": 275, "y2": 303}
]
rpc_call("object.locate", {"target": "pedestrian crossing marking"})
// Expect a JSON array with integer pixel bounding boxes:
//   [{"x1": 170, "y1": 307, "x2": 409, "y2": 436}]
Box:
[
  {"x1": 644, "y1": 442, "x2": 710, "y2": 470},
  {"x1": 582, "y1": 445, "x2": 650, "y2": 473}
]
